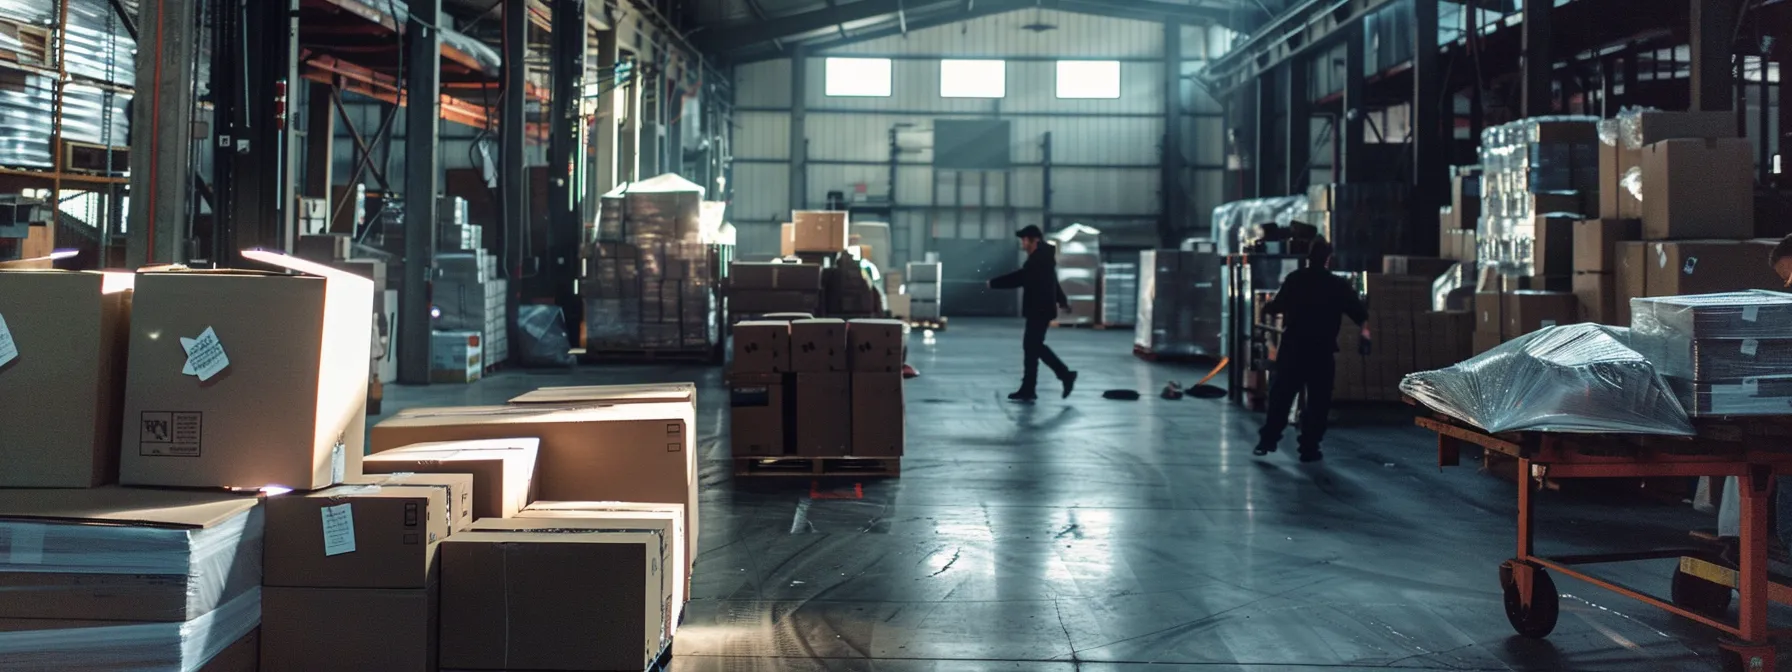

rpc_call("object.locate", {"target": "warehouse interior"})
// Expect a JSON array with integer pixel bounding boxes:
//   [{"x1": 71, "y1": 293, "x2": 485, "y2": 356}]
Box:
[{"x1": 0, "y1": 0, "x2": 1789, "y2": 670}]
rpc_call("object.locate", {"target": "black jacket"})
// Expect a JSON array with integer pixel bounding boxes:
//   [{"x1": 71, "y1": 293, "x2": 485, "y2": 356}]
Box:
[
  {"x1": 1262, "y1": 267, "x2": 1369, "y2": 355},
  {"x1": 990, "y1": 245, "x2": 1070, "y2": 320}
]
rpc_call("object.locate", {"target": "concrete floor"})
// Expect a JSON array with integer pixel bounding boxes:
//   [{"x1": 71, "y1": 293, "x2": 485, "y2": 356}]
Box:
[{"x1": 379, "y1": 319, "x2": 1769, "y2": 671}]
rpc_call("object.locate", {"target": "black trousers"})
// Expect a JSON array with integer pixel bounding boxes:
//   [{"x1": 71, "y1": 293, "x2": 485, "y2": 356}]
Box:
[
  {"x1": 1020, "y1": 317, "x2": 1070, "y2": 393},
  {"x1": 1258, "y1": 350, "x2": 1336, "y2": 454}
]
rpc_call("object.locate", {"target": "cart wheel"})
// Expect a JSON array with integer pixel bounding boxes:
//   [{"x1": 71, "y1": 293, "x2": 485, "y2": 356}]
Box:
[
  {"x1": 1719, "y1": 647, "x2": 1773, "y2": 672},
  {"x1": 1671, "y1": 568, "x2": 1733, "y2": 618},
  {"x1": 1500, "y1": 560, "x2": 1560, "y2": 639}
]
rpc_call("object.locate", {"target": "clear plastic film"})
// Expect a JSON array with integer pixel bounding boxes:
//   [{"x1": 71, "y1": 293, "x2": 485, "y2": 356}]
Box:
[
  {"x1": 1400, "y1": 323, "x2": 1695, "y2": 435},
  {"x1": 1209, "y1": 195, "x2": 1310, "y2": 254},
  {"x1": 1629, "y1": 291, "x2": 1792, "y2": 416},
  {"x1": 0, "y1": 506, "x2": 263, "y2": 621},
  {"x1": 1476, "y1": 116, "x2": 1600, "y2": 277},
  {"x1": 1134, "y1": 249, "x2": 1222, "y2": 357},
  {"x1": 1050, "y1": 224, "x2": 1101, "y2": 325},
  {"x1": 0, "y1": 586, "x2": 261, "y2": 672},
  {"x1": 1100, "y1": 262, "x2": 1138, "y2": 327},
  {"x1": 1431, "y1": 262, "x2": 1471, "y2": 312},
  {"x1": 582, "y1": 177, "x2": 723, "y2": 350},
  {"x1": 1622, "y1": 166, "x2": 1644, "y2": 203}
]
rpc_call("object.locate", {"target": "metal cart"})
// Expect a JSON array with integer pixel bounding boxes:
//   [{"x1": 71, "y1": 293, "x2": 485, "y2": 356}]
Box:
[
  {"x1": 1223, "y1": 252, "x2": 1306, "y2": 407},
  {"x1": 1415, "y1": 408, "x2": 1792, "y2": 671}
]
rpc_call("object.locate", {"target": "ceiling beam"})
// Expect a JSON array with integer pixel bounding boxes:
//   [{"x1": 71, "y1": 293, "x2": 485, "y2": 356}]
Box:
[{"x1": 699, "y1": 0, "x2": 914, "y2": 54}]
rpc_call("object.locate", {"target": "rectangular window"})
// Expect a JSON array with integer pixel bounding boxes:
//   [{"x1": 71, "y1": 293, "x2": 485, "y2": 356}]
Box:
[
  {"x1": 940, "y1": 59, "x2": 1005, "y2": 98},
  {"x1": 1057, "y1": 60, "x2": 1121, "y2": 99},
  {"x1": 825, "y1": 58, "x2": 892, "y2": 97}
]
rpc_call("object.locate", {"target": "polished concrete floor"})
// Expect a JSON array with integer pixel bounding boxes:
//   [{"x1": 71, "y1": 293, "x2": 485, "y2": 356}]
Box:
[{"x1": 380, "y1": 319, "x2": 1770, "y2": 671}]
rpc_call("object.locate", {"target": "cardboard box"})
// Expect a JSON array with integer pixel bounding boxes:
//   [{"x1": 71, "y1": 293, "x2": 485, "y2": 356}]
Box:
[
  {"x1": 362, "y1": 438, "x2": 539, "y2": 520},
  {"x1": 792, "y1": 211, "x2": 849, "y2": 252},
  {"x1": 1572, "y1": 273, "x2": 1618, "y2": 324},
  {"x1": 368, "y1": 402, "x2": 698, "y2": 562},
  {"x1": 429, "y1": 331, "x2": 482, "y2": 384},
  {"x1": 731, "y1": 320, "x2": 791, "y2": 373},
  {"x1": 1474, "y1": 290, "x2": 1504, "y2": 339},
  {"x1": 1615, "y1": 241, "x2": 1649, "y2": 325},
  {"x1": 888, "y1": 293, "x2": 912, "y2": 321},
  {"x1": 508, "y1": 382, "x2": 695, "y2": 406},
  {"x1": 439, "y1": 530, "x2": 665, "y2": 672},
  {"x1": 848, "y1": 318, "x2": 905, "y2": 373},
  {"x1": 1504, "y1": 291, "x2": 1578, "y2": 336},
  {"x1": 360, "y1": 472, "x2": 476, "y2": 532},
  {"x1": 120, "y1": 252, "x2": 373, "y2": 490},
  {"x1": 263, "y1": 479, "x2": 460, "y2": 589},
  {"x1": 791, "y1": 318, "x2": 847, "y2": 372},
  {"x1": 1380, "y1": 255, "x2": 1458, "y2": 279},
  {"x1": 730, "y1": 289, "x2": 822, "y2": 314},
  {"x1": 729, "y1": 372, "x2": 788, "y2": 457},
  {"x1": 1644, "y1": 240, "x2": 1782, "y2": 297},
  {"x1": 730, "y1": 262, "x2": 823, "y2": 291},
  {"x1": 850, "y1": 373, "x2": 904, "y2": 457},
  {"x1": 517, "y1": 500, "x2": 688, "y2": 618},
  {"x1": 1572, "y1": 219, "x2": 1642, "y2": 272},
  {"x1": 1639, "y1": 138, "x2": 1756, "y2": 240},
  {"x1": 1472, "y1": 329, "x2": 1504, "y2": 355},
  {"x1": 478, "y1": 509, "x2": 681, "y2": 641},
  {"x1": 0, "y1": 270, "x2": 132, "y2": 487},
  {"x1": 1608, "y1": 111, "x2": 1739, "y2": 220},
  {"x1": 260, "y1": 582, "x2": 437, "y2": 672},
  {"x1": 779, "y1": 222, "x2": 796, "y2": 257},
  {"x1": 1532, "y1": 215, "x2": 1577, "y2": 277},
  {"x1": 795, "y1": 373, "x2": 851, "y2": 456},
  {"x1": 202, "y1": 628, "x2": 263, "y2": 672},
  {"x1": 0, "y1": 487, "x2": 262, "y2": 621}
]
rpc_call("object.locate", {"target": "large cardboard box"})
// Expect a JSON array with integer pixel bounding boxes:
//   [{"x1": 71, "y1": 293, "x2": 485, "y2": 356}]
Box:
[
  {"x1": 791, "y1": 318, "x2": 847, "y2": 372},
  {"x1": 1615, "y1": 241, "x2": 1650, "y2": 325},
  {"x1": 440, "y1": 530, "x2": 665, "y2": 672},
  {"x1": 263, "y1": 479, "x2": 461, "y2": 589},
  {"x1": 1532, "y1": 215, "x2": 1577, "y2": 278},
  {"x1": 1603, "y1": 111, "x2": 1734, "y2": 220},
  {"x1": 779, "y1": 222, "x2": 796, "y2": 257},
  {"x1": 1639, "y1": 138, "x2": 1756, "y2": 240},
  {"x1": 730, "y1": 262, "x2": 823, "y2": 291},
  {"x1": 0, "y1": 487, "x2": 262, "y2": 621},
  {"x1": 508, "y1": 382, "x2": 695, "y2": 405},
  {"x1": 368, "y1": 401, "x2": 698, "y2": 561},
  {"x1": 260, "y1": 582, "x2": 437, "y2": 672},
  {"x1": 1572, "y1": 219, "x2": 1642, "y2": 272},
  {"x1": 730, "y1": 289, "x2": 822, "y2": 314},
  {"x1": 120, "y1": 252, "x2": 374, "y2": 490},
  {"x1": 518, "y1": 500, "x2": 688, "y2": 614},
  {"x1": 1504, "y1": 291, "x2": 1578, "y2": 336},
  {"x1": 795, "y1": 373, "x2": 851, "y2": 456},
  {"x1": 1643, "y1": 240, "x2": 1782, "y2": 297},
  {"x1": 850, "y1": 373, "x2": 904, "y2": 457},
  {"x1": 362, "y1": 438, "x2": 539, "y2": 520},
  {"x1": 479, "y1": 508, "x2": 682, "y2": 642},
  {"x1": 792, "y1": 211, "x2": 849, "y2": 252},
  {"x1": 731, "y1": 320, "x2": 791, "y2": 373},
  {"x1": 848, "y1": 318, "x2": 905, "y2": 373},
  {"x1": 1572, "y1": 273, "x2": 1618, "y2": 324},
  {"x1": 362, "y1": 472, "x2": 475, "y2": 532},
  {"x1": 1473, "y1": 290, "x2": 1504, "y2": 340},
  {"x1": 0, "y1": 270, "x2": 132, "y2": 487},
  {"x1": 729, "y1": 372, "x2": 789, "y2": 457}
]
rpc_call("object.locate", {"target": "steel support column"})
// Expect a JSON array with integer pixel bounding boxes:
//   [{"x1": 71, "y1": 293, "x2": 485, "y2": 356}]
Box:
[
  {"x1": 547, "y1": 0, "x2": 587, "y2": 324},
  {"x1": 1285, "y1": 58, "x2": 1309, "y2": 195},
  {"x1": 1780, "y1": 52, "x2": 1791, "y2": 189},
  {"x1": 1341, "y1": 23, "x2": 1365, "y2": 184},
  {"x1": 397, "y1": 0, "x2": 441, "y2": 385},
  {"x1": 1162, "y1": 21, "x2": 1186, "y2": 245},
  {"x1": 594, "y1": 29, "x2": 619, "y2": 193},
  {"x1": 1690, "y1": 0, "x2": 1738, "y2": 112},
  {"x1": 500, "y1": 0, "x2": 527, "y2": 346},
  {"x1": 304, "y1": 81, "x2": 334, "y2": 201},
  {"x1": 789, "y1": 45, "x2": 808, "y2": 212},
  {"x1": 1411, "y1": 0, "x2": 1442, "y2": 257},
  {"x1": 1521, "y1": 0, "x2": 1552, "y2": 117},
  {"x1": 128, "y1": 0, "x2": 199, "y2": 266},
  {"x1": 1255, "y1": 67, "x2": 1277, "y2": 197}
]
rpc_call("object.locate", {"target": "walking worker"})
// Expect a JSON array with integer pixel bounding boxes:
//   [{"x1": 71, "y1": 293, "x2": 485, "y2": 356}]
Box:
[
  {"x1": 988, "y1": 225, "x2": 1078, "y2": 401},
  {"x1": 1254, "y1": 239, "x2": 1369, "y2": 462}
]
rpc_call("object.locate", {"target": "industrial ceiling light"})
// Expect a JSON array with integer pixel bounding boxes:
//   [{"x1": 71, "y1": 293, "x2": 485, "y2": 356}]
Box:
[{"x1": 1020, "y1": 0, "x2": 1055, "y2": 31}]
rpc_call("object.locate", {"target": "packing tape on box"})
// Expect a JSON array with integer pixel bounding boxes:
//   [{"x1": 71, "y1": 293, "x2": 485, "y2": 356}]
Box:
[{"x1": 0, "y1": 587, "x2": 261, "y2": 671}]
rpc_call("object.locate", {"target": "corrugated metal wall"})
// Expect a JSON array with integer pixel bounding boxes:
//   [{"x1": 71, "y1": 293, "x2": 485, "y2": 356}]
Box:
[{"x1": 730, "y1": 9, "x2": 1230, "y2": 267}]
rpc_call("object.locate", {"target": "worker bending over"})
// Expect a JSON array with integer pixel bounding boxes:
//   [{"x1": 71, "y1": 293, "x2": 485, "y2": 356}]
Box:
[
  {"x1": 1254, "y1": 240, "x2": 1369, "y2": 462},
  {"x1": 988, "y1": 225, "x2": 1077, "y2": 401}
]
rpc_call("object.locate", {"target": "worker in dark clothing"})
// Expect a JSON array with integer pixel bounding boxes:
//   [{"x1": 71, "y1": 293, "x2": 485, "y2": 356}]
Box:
[
  {"x1": 988, "y1": 225, "x2": 1078, "y2": 401},
  {"x1": 1254, "y1": 240, "x2": 1370, "y2": 462}
]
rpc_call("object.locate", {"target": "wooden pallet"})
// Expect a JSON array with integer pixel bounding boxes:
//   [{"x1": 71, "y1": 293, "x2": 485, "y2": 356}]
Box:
[
  {"x1": 581, "y1": 348, "x2": 719, "y2": 364},
  {"x1": 908, "y1": 318, "x2": 948, "y2": 331},
  {"x1": 734, "y1": 456, "x2": 901, "y2": 478}
]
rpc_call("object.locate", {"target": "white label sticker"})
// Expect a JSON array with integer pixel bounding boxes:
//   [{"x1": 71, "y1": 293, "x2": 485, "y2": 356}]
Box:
[
  {"x1": 1683, "y1": 257, "x2": 1699, "y2": 275},
  {"x1": 179, "y1": 327, "x2": 230, "y2": 382},
  {"x1": 1744, "y1": 305, "x2": 1760, "y2": 322},
  {"x1": 0, "y1": 314, "x2": 17, "y2": 369},
  {"x1": 321, "y1": 503, "x2": 356, "y2": 556},
  {"x1": 1742, "y1": 339, "x2": 1760, "y2": 357},
  {"x1": 7, "y1": 525, "x2": 44, "y2": 564}
]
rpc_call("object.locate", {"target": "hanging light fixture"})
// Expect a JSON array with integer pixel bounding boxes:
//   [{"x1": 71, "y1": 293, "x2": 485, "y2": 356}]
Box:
[{"x1": 1020, "y1": 0, "x2": 1056, "y2": 32}]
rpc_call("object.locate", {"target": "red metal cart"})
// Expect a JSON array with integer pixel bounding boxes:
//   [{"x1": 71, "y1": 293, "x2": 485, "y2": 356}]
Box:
[{"x1": 1416, "y1": 410, "x2": 1792, "y2": 671}]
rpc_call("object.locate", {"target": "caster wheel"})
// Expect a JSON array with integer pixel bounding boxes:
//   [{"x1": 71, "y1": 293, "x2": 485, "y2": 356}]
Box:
[
  {"x1": 1500, "y1": 560, "x2": 1560, "y2": 639},
  {"x1": 1720, "y1": 648, "x2": 1769, "y2": 672},
  {"x1": 1671, "y1": 568, "x2": 1733, "y2": 618}
]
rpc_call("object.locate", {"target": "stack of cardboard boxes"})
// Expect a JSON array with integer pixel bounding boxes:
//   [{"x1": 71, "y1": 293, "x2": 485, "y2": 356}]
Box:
[
  {"x1": 1050, "y1": 225, "x2": 1102, "y2": 325},
  {"x1": 905, "y1": 261, "x2": 943, "y2": 322},
  {"x1": 1333, "y1": 273, "x2": 1468, "y2": 401},
  {"x1": 583, "y1": 175, "x2": 723, "y2": 353},
  {"x1": 729, "y1": 261, "x2": 824, "y2": 316},
  {"x1": 1437, "y1": 170, "x2": 1481, "y2": 265},
  {"x1": 740, "y1": 210, "x2": 883, "y2": 321},
  {"x1": 728, "y1": 318, "x2": 905, "y2": 461}
]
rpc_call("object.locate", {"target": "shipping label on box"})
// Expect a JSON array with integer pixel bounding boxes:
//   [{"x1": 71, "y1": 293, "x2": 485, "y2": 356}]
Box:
[
  {"x1": 264, "y1": 481, "x2": 458, "y2": 589},
  {"x1": 790, "y1": 318, "x2": 847, "y2": 372}
]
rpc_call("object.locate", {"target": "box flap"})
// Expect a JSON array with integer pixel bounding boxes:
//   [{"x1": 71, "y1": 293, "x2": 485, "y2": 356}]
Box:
[
  {"x1": 525, "y1": 501, "x2": 685, "y2": 515},
  {"x1": 0, "y1": 486, "x2": 260, "y2": 528},
  {"x1": 508, "y1": 383, "x2": 696, "y2": 405},
  {"x1": 366, "y1": 437, "x2": 542, "y2": 461},
  {"x1": 445, "y1": 529, "x2": 659, "y2": 545},
  {"x1": 382, "y1": 401, "x2": 695, "y2": 427}
]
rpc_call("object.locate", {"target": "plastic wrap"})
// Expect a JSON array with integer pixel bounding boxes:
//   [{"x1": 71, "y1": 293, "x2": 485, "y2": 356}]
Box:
[
  {"x1": 1134, "y1": 249, "x2": 1222, "y2": 356},
  {"x1": 1100, "y1": 262, "x2": 1138, "y2": 327},
  {"x1": 517, "y1": 304, "x2": 576, "y2": 367},
  {"x1": 1210, "y1": 195, "x2": 1309, "y2": 254},
  {"x1": 0, "y1": 586, "x2": 261, "y2": 672},
  {"x1": 595, "y1": 174, "x2": 707, "y2": 244},
  {"x1": 1629, "y1": 291, "x2": 1792, "y2": 416},
  {"x1": 1431, "y1": 262, "x2": 1471, "y2": 311},
  {"x1": 1476, "y1": 116, "x2": 1600, "y2": 277},
  {"x1": 0, "y1": 505, "x2": 262, "y2": 622},
  {"x1": 1400, "y1": 323, "x2": 1695, "y2": 435},
  {"x1": 1050, "y1": 224, "x2": 1101, "y2": 325}
]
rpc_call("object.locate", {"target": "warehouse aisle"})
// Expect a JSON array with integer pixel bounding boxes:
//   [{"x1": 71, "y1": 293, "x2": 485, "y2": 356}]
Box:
[{"x1": 383, "y1": 320, "x2": 1746, "y2": 671}]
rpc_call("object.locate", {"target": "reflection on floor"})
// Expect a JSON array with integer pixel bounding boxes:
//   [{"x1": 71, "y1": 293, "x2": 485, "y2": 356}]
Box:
[{"x1": 380, "y1": 318, "x2": 1764, "y2": 671}]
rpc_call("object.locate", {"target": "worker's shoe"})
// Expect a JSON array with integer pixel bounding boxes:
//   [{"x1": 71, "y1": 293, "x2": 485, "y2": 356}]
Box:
[
  {"x1": 1008, "y1": 390, "x2": 1038, "y2": 401},
  {"x1": 1252, "y1": 443, "x2": 1277, "y2": 457},
  {"x1": 1061, "y1": 371, "x2": 1078, "y2": 398}
]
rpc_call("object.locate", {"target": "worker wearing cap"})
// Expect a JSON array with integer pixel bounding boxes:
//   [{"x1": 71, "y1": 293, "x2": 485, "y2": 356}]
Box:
[
  {"x1": 988, "y1": 225, "x2": 1078, "y2": 401},
  {"x1": 1255, "y1": 239, "x2": 1370, "y2": 463}
]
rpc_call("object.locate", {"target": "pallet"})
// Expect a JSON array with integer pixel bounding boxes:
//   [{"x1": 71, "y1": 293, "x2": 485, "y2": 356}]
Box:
[
  {"x1": 62, "y1": 141, "x2": 129, "y2": 175},
  {"x1": 733, "y1": 456, "x2": 901, "y2": 478},
  {"x1": 908, "y1": 318, "x2": 948, "y2": 331},
  {"x1": 581, "y1": 348, "x2": 719, "y2": 364}
]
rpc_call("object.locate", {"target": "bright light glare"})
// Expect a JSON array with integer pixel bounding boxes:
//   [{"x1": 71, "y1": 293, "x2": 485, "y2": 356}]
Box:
[
  {"x1": 1057, "y1": 61, "x2": 1121, "y2": 99},
  {"x1": 940, "y1": 59, "x2": 1005, "y2": 98},
  {"x1": 825, "y1": 58, "x2": 892, "y2": 97}
]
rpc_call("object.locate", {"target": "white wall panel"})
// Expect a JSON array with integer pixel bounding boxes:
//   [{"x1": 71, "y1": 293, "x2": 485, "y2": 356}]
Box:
[
  {"x1": 1051, "y1": 168, "x2": 1159, "y2": 215},
  {"x1": 1010, "y1": 116, "x2": 1163, "y2": 166},
  {"x1": 896, "y1": 166, "x2": 932, "y2": 205},
  {"x1": 1008, "y1": 167, "x2": 1045, "y2": 209},
  {"x1": 735, "y1": 60, "x2": 791, "y2": 107},
  {"x1": 825, "y1": 9, "x2": 1163, "y2": 59},
  {"x1": 735, "y1": 111, "x2": 790, "y2": 160},
  {"x1": 732, "y1": 163, "x2": 790, "y2": 223},
  {"x1": 736, "y1": 221, "x2": 783, "y2": 258},
  {"x1": 1183, "y1": 117, "x2": 1226, "y2": 167},
  {"x1": 803, "y1": 112, "x2": 935, "y2": 161},
  {"x1": 807, "y1": 164, "x2": 893, "y2": 204}
]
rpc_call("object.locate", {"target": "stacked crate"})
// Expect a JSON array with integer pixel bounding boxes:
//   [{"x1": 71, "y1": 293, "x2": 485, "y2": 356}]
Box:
[
  {"x1": 906, "y1": 261, "x2": 943, "y2": 321},
  {"x1": 1050, "y1": 224, "x2": 1101, "y2": 325},
  {"x1": 1100, "y1": 262, "x2": 1138, "y2": 327},
  {"x1": 728, "y1": 318, "x2": 905, "y2": 465},
  {"x1": 1630, "y1": 292, "x2": 1792, "y2": 416},
  {"x1": 584, "y1": 175, "x2": 722, "y2": 353},
  {"x1": 1306, "y1": 183, "x2": 1411, "y2": 272}
]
